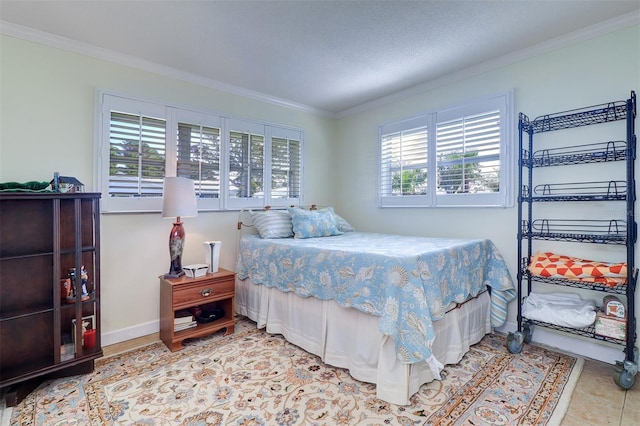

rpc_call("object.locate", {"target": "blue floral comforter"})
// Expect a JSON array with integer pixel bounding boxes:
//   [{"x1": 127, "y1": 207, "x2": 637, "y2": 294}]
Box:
[{"x1": 236, "y1": 232, "x2": 515, "y2": 365}]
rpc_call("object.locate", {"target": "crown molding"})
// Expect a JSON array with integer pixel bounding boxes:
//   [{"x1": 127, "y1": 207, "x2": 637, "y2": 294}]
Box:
[
  {"x1": 0, "y1": 20, "x2": 335, "y2": 118},
  {"x1": 2, "y1": 10, "x2": 638, "y2": 120},
  {"x1": 336, "y1": 11, "x2": 640, "y2": 118}
]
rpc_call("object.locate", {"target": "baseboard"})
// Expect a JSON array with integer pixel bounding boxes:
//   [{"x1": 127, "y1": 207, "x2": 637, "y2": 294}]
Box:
[
  {"x1": 496, "y1": 320, "x2": 626, "y2": 365},
  {"x1": 101, "y1": 318, "x2": 627, "y2": 364},
  {"x1": 101, "y1": 320, "x2": 159, "y2": 347}
]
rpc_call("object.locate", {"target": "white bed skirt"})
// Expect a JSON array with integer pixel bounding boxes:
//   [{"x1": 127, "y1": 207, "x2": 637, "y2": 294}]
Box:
[{"x1": 235, "y1": 277, "x2": 492, "y2": 405}]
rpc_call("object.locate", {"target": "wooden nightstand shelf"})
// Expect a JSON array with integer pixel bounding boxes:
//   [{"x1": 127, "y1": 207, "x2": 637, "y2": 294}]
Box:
[{"x1": 159, "y1": 268, "x2": 235, "y2": 352}]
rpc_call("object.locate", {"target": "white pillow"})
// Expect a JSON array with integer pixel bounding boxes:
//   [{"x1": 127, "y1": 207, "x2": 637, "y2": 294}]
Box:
[
  {"x1": 250, "y1": 210, "x2": 293, "y2": 238},
  {"x1": 334, "y1": 212, "x2": 355, "y2": 232}
]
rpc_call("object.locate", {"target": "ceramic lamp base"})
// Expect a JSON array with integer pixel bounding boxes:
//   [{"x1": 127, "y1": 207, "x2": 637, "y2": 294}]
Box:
[{"x1": 166, "y1": 220, "x2": 185, "y2": 278}]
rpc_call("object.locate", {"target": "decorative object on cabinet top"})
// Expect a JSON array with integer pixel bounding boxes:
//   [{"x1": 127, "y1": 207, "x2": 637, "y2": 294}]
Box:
[
  {"x1": 183, "y1": 264, "x2": 209, "y2": 278},
  {"x1": 0, "y1": 172, "x2": 85, "y2": 193},
  {"x1": 0, "y1": 180, "x2": 50, "y2": 192},
  {"x1": 50, "y1": 172, "x2": 84, "y2": 193}
]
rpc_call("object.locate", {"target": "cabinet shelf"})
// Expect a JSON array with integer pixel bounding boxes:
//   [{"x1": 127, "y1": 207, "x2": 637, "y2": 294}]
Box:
[
  {"x1": 59, "y1": 292, "x2": 98, "y2": 309},
  {"x1": 0, "y1": 247, "x2": 96, "y2": 263},
  {"x1": 0, "y1": 305, "x2": 54, "y2": 322},
  {"x1": 0, "y1": 252, "x2": 54, "y2": 261},
  {"x1": 61, "y1": 246, "x2": 97, "y2": 255},
  {"x1": 0, "y1": 359, "x2": 54, "y2": 387}
]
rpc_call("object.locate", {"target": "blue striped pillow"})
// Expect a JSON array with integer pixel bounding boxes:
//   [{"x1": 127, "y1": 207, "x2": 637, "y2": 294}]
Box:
[{"x1": 251, "y1": 210, "x2": 293, "y2": 239}]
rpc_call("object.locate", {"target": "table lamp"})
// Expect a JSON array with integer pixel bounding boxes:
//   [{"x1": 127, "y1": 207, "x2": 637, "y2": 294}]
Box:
[{"x1": 162, "y1": 177, "x2": 198, "y2": 278}]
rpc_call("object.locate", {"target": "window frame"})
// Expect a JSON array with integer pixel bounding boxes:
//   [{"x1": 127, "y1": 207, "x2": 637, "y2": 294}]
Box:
[
  {"x1": 95, "y1": 91, "x2": 303, "y2": 213},
  {"x1": 378, "y1": 91, "x2": 514, "y2": 208}
]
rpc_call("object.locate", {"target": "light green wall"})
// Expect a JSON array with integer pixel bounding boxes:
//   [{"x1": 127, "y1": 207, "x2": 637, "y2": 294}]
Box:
[
  {"x1": 334, "y1": 25, "x2": 640, "y2": 345},
  {"x1": 1, "y1": 25, "x2": 639, "y2": 352},
  {"x1": 0, "y1": 35, "x2": 338, "y2": 336}
]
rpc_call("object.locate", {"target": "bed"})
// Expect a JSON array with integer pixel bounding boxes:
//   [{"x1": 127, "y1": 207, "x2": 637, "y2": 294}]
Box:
[{"x1": 234, "y1": 207, "x2": 515, "y2": 405}]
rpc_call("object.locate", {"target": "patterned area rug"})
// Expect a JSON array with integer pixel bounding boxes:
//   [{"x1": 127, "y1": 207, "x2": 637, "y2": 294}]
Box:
[{"x1": 9, "y1": 318, "x2": 582, "y2": 425}]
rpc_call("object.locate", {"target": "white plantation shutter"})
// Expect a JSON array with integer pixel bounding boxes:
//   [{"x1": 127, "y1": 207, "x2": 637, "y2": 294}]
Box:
[
  {"x1": 109, "y1": 111, "x2": 166, "y2": 197},
  {"x1": 380, "y1": 127, "x2": 428, "y2": 195},
  {"x1": 98, "y1": 93, "x2": 303, "y2": 212},
  {"x1": 379, "y1": 91, "x2": 513, "y2": 208},
  {"x1": 227, "y1": 120, "x2": 265, "y2": 208},
  {"x1": 379, "y1": 115, "x2": 430, "y2": 207},
  {"x1": 176, "y1": 122, "x2": 221, "y2": 199},
  {"x1": 436, "y1": 110, "x2": 501, "y2": 194},
  {"x1": 226, "y1": 121, "x2": 302, "y2": 209},
  {"x1": 271, "y1": 128, "x2": 302, "y2": 202}
]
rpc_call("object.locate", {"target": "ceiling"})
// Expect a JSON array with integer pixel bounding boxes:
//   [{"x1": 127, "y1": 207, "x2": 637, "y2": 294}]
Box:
[{"x1": 1, "y1": 1, "x2": 639, "y2": 115}]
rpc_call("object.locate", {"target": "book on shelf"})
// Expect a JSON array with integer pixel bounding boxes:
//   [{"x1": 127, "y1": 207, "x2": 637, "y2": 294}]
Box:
[
  {"x1": 174, "y1": 309, "x2": 195, "y2": 325},
  {"x1": 174, "y1": 321, "x2": 197, "y2": 332}
]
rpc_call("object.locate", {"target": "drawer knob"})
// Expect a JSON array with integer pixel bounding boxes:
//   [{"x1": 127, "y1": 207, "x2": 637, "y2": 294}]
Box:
[{"x1": 200, "y1": 288, "x2": 212, "y2": 297}]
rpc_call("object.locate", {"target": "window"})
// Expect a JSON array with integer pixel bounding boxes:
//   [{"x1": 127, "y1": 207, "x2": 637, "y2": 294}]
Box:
[
  {"x1": 380, "y1": 117, "x2": 429, "y2": 203},
  {"x1": 176, "y1": 123, "x2": 220, "y2": 198},
  {"x1": 379, "y1": 91, "x2": 513, "y2": 207},
  {"x1": 271, "y1": 131, "x2": 301, "y2": 200},
  {"x1": 172, "y1": 109, "x2": 223, "y2": 211},
  {"x1": 227, "y1": 120, "x2": 265, "y2": 208},
  {"x1": 96, "y1": 92, "x2": 303, "y2": 213},
  {"x1": 109, "y1": 111, "x2": 166, "y2": 198},
  {"x1": 225, "y1": 120, "x2": 302, "y2": 210}
]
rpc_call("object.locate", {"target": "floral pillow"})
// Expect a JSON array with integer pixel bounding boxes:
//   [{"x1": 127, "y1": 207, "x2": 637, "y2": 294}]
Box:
[
  {"x1": 288, "y1": 207, "x2": 343, "y2": 238},
  {"x1": 250, "y1": 210, "x2": 293, "y2": 239}
]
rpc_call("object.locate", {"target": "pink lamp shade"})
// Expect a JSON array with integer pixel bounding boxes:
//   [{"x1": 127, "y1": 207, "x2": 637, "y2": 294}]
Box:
[{"x1": 162, "y1": 177, "x2": 198, "y2": 278}]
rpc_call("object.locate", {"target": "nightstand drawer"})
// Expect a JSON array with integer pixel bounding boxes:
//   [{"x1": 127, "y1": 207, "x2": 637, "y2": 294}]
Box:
[{"x1": 173, "y1": 280, "x2": 234, "y2": 306}]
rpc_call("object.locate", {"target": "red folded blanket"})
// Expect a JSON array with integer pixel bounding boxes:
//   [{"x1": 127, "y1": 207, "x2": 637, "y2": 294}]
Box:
[{"x1": 528, "y1": 251, "x2": 627, "y2": 287}]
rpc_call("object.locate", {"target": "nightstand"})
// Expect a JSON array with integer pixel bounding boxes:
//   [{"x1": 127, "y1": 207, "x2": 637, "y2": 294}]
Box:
[{"x1": 159, "y1": 268, "x2": 235, "y2": 351}]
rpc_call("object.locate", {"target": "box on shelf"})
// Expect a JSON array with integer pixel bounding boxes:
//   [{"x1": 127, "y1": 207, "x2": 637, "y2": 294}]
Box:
[
  {"x1": 183, "y1": 264, "x2": 209, "y2": 278},
  {"x1": 595, "y1": 312, "x2": 626, "y2": 340}
]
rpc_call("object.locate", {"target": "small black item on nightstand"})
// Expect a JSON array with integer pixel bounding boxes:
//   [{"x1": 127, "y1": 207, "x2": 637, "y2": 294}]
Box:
[{"x1": 196, "y1": 307, "x2": 225, "y2": 323}]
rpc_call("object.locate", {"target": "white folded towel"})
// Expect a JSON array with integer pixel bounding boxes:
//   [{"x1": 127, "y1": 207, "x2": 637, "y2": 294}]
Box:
[{"x1": 522, "y1": 292, "x2": 597, "y2": 328}]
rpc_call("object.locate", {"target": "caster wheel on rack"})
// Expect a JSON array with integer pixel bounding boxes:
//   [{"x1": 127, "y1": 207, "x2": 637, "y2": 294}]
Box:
[
  {"x1": 614, "y1": 368, "x2": 636, "y2": 389},
  {"x1": 523, "y1": 323, "x2": 533, "y2": 344},
  {"x1": 614, "y1": 360, "x2": 637, "y2": 390},
  {"x1": 507, "y1": 331, "x2": 524, "y2": 354}
]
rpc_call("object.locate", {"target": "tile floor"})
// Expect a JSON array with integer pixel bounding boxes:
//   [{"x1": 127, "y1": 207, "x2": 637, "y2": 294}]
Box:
[
  {"x1": 562, "y1": 357, "x2": 639, "y2": 425},
  {"x1": 102, "y1": 332, "x2": 640, "y2": 426}
]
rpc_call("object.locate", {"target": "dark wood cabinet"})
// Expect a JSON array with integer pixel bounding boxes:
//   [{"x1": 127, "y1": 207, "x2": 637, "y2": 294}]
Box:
[{"x1": 0, "y1": 192, "x2": 102, "y2": 406}]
